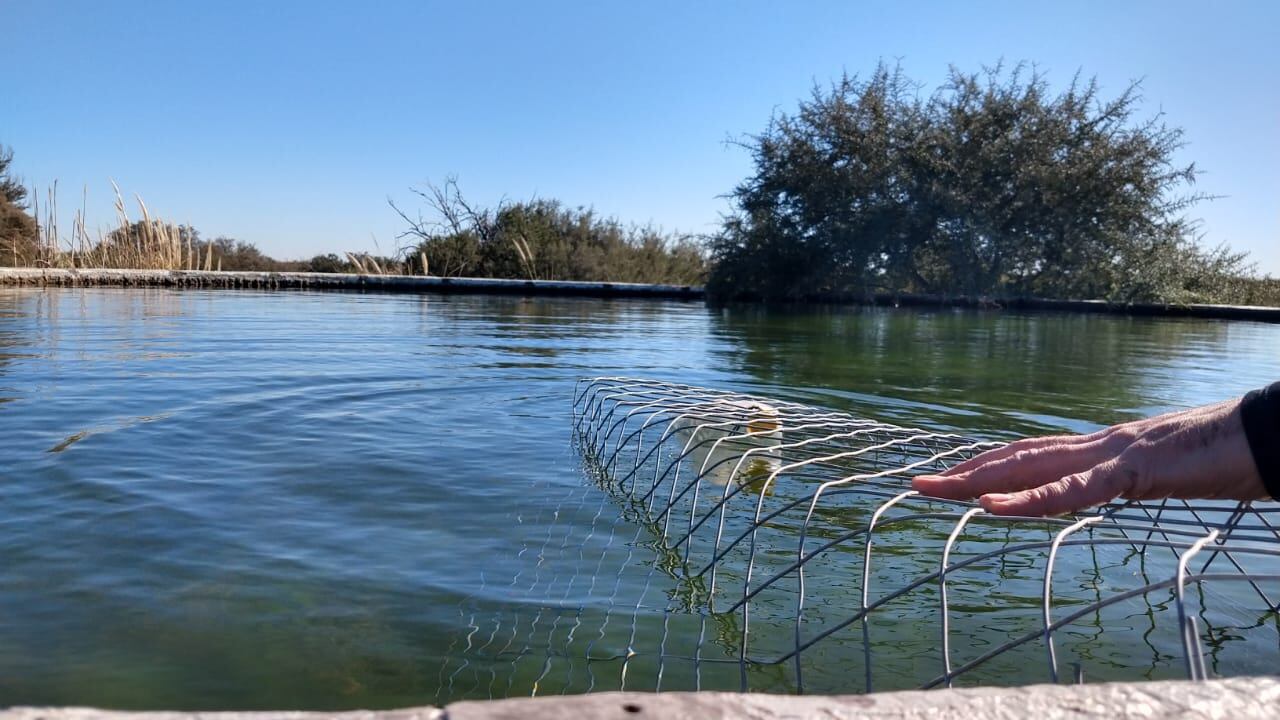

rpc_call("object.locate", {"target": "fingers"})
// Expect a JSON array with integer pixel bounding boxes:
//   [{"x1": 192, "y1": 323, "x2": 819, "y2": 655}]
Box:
[
  {"x1": 914, "y1": 401, "x2": 1255, "y2": 517},
  {"x1": 912, "y1": 438, "x2": 1114, "y2": 500},
  {"x1": 980, "y1": 460, "x2": 1129, "y2": 516},
  {"x1": 927, "y1": 434, "x2": 1094, "y2": 478}
]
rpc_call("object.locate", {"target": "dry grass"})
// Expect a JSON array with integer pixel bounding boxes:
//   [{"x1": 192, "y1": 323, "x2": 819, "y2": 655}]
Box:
[
  {"x1": 23, "y1": 182, "x2": 411, "y2": 275},
  {"x1": 25, "y1": 182, "x2": 210, "y2": 270},
  {"x1": 345, "y1": 252, "x2": 388, "y2": 275}
]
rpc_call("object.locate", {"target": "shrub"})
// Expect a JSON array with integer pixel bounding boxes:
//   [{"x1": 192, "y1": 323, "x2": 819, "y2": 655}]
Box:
[{"x1": 391, "y1": 179, "x2": 706, "y2": 285}]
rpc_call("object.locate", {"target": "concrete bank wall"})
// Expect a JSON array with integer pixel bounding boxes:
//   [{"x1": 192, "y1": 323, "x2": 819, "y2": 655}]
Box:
[
  {"x1": 5, "y1": 677, "x2": 1278, "y2": 720},
  {"x1": 863, "y1": 291, "x2": 1280, "y2": 323},
  {"x1": 0, "y1": 269, "x2": 702, "y2": 300},
  {"x1": 4, "y1": 268, "x2": 1280, "y2": 323}
]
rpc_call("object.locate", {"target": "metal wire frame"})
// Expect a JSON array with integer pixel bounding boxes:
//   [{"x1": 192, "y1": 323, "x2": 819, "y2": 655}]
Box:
[
  {"x1": 433, "y1": 468, "x2": 650, "y2": 702},
  {"x1": 572, "y1": 376, "x2": 1280, "y2": 694}
]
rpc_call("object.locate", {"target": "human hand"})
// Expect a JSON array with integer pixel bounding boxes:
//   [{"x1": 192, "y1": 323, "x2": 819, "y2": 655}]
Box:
[{"x1": 911, "y1": 399, "x2": 1269, "y2": 516}]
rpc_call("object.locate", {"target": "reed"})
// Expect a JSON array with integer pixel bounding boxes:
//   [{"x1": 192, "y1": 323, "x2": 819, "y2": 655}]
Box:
[
  {"x1": 23, "y1": 182, "x2": 200, "y2": 270},
  {"x1": 344, "y1": 251, "x2": 399, "y2": 276}
]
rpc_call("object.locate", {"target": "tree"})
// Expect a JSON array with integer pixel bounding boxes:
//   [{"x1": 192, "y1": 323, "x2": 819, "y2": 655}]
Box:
[
  {"x1": 0, "y1": 145, "x2": 27, "y2": 206},
  {"x1": 199, "y1": 236, "x2": 277, "y2": 271},
  {"x1": 709, "y1": 62, "x2": 1252, "y2": 303},
  {"x1": 0, "y1": 145, "x2": 39, "y2": 266},
  {"x1": 307, "y1": 253, "x2": 353, "y2": 273}
]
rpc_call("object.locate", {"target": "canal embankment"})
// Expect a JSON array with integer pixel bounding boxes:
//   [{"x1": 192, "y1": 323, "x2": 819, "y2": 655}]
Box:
[{"x1": 4, "y1": 268, "x2": 1280, "y2": 323}]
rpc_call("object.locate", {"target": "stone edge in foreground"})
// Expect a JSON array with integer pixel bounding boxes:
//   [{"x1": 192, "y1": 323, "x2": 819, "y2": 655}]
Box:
[{"x1": 6, "y1": 677, "x2": 1279, "y2": 720}]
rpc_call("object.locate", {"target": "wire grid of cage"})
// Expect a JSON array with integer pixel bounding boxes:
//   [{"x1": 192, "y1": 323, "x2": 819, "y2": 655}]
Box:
[{"x1": 566, "y1": 376, "x2": 1280, "y2": 694}]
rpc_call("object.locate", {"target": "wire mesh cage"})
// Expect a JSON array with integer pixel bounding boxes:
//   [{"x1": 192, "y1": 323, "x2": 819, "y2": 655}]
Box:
[{"x1": 567, "y1": 376, "x2": 1280, "y2": 695}]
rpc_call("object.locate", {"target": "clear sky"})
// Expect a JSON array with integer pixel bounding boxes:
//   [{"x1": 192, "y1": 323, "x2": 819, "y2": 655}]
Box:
[{"x1": 3, "y1": 0, "x2": 1277, "y2": 272}]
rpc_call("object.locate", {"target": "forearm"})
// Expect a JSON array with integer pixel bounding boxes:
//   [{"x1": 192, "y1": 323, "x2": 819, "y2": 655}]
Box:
[{"x1": 1241, "y1": 381, "x2": 1280, "y2": 500}]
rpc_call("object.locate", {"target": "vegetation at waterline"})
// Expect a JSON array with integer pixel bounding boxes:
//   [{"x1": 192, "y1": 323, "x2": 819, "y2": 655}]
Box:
[
  {"x1": 389, "y1": 178, "x2": 706, "y2": 285},
  {"x1": 91, "y1": 221, "x2": 397, "y2": 274},
  {"x1": 1, "y1": 148, "x2": 703, "y2": 284},
  {"x1": 3, "y1": 59, "x2": 1278, "y2": 304},
  {"x1": 0, "y1": 153, "x2": 390, "y2": 274},
  {"x1": 710, "y1": 62, "x2": 1277, "y2": 305}
]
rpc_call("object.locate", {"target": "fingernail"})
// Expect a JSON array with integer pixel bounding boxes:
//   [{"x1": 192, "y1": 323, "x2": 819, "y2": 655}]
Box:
[{"x1": 983, "y1": 493, "x2": 1014, "y2": 504}]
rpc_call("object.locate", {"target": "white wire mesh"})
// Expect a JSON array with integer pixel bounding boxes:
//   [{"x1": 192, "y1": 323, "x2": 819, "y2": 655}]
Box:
[
  {"x1": 429, "y1": 377, "x2": 1280, "y2": 701},
  {"x1": 565, "y1": 376, "x2": 1280, "y2": 694}
]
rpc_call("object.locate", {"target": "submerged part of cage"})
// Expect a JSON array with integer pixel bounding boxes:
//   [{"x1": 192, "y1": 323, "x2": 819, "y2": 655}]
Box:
[{"x1": 569, "y1": 376, "x2": 1280, "y2": 694}]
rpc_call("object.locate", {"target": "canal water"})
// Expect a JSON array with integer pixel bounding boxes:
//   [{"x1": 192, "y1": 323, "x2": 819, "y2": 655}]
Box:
[{"x1": 0, "y1": 288, "x2": 1276, "y2": 709}]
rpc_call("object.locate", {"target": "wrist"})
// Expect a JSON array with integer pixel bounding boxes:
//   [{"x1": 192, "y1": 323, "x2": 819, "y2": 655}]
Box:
[{"x1": 1241, "y1": 383, "x2": 1280, "y2": 500}]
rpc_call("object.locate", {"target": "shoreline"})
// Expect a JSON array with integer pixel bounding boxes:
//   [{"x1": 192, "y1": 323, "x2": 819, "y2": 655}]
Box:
[
  {"x1": 0, "y1": 268, "x2": 703, "y2": 300},
  {"x1": 3, "y1": 267, "x2": 1280, "y2": 322}
]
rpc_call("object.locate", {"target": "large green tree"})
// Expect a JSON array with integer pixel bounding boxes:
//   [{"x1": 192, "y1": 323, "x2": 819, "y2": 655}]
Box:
[{"x1": 709, "y1": 62, "x2": 1251, "y2": 303}]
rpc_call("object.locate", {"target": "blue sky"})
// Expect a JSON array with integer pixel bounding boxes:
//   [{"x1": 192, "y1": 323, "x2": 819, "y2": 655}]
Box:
[{"x1": 3, "y1": 1, "x2": 1277, "y2": 272}]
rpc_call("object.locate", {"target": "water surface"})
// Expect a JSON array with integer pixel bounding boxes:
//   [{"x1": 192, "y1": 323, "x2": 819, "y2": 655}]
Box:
[{"x1": 0, "y1": 289, "x2": 1276, "y2": 708}]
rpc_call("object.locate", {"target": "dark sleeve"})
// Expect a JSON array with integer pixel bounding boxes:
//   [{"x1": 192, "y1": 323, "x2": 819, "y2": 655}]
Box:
[{"x1": 1241, "y1": 381, "x2": 1280, "y2": 500}]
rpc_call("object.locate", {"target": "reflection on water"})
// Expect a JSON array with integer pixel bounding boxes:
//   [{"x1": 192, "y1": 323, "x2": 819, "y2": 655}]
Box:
[
  {"x1": 0, "y1": 288, "x2": 1276, "y2": 709},
  {"x1": 710, "y1": 305, "x2": 1273, "y2": 435}
]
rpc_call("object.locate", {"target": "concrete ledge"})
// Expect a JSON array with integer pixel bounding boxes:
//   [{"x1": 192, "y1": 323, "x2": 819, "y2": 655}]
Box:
[
  {"x1": 6, "y1": 677, "x2": 1279, "y2": 720},
  {"x1": 0, "y1": 269, "x2": 703, "y2": 300},
  {"x1": 867, "y1": 292, "x2": 1280, "y2": 323}
]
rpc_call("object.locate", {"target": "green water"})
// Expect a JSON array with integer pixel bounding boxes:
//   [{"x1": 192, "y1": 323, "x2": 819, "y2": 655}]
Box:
[{"x1": 0, "y1": 288, "x2": 1276, "y2": 709}]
